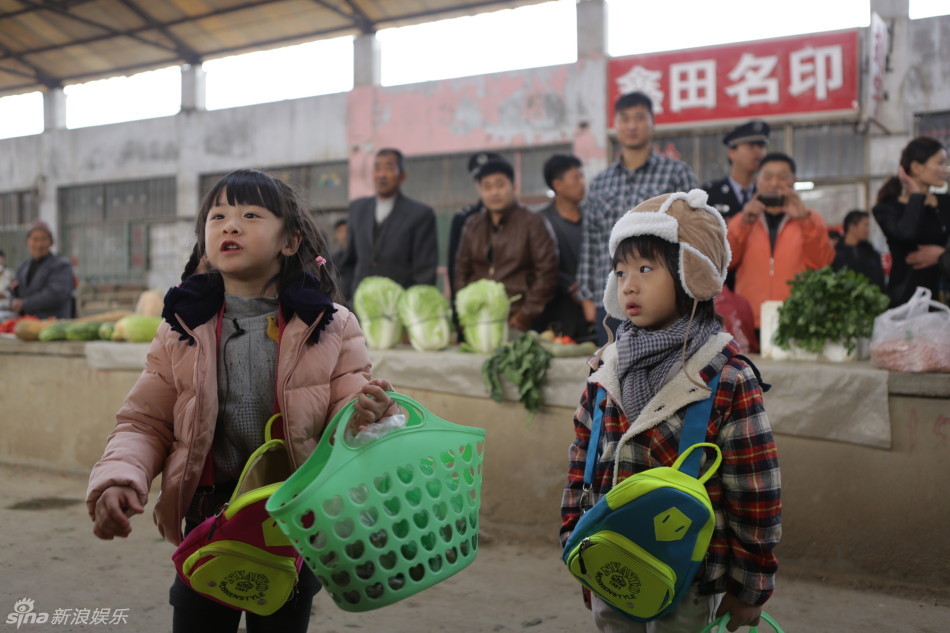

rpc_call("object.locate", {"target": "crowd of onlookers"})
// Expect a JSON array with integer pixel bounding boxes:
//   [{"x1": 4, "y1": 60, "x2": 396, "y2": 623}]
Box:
[
  {"x1": 329, "y1": 91, "x2": 950, "y2": 353},
  {"x1": 4, "y1": 90, "x2": 949, "y2": 355}
]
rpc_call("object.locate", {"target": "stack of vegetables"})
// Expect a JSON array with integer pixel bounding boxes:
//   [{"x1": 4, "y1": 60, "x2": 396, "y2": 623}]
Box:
[{"x1": 10, "y1": 287, "x2": 166, "y2": 343}]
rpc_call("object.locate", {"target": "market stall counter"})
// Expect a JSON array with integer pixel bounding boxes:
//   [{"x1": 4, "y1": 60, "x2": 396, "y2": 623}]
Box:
[{"x1": 0, "y1": 338, "x2": 947, "y2": 587}]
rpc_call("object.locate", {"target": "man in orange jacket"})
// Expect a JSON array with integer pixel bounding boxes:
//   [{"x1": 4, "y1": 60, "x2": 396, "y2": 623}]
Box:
[{"x1": 727, "y1": 152, "x2": 835, "y2": 330}]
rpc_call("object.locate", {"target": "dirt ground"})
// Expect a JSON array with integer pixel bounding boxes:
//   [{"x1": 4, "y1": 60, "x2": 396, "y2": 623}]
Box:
[{"x1": 1, "y1": 462, "x2": 947, "y2": 633}]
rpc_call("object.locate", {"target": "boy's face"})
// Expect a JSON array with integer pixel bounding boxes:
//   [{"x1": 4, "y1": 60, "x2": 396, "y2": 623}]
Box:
[
  {"x1": 613, "y1": 250, "x2": 680, "y2": 331},
  {"x1": 477, "y1": 173, "x2": 517, "y2": 213}
]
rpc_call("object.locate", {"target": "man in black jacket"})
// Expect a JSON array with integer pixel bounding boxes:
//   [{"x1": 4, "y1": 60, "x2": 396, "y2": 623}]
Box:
[{"x1": 341, "y1": 148, "x2": 438, "y2": 297}]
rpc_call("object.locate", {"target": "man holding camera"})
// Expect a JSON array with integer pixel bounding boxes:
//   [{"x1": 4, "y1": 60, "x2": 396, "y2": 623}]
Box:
[{"x1": 727, "y1": 152, "x2": 835, "y2": 331}]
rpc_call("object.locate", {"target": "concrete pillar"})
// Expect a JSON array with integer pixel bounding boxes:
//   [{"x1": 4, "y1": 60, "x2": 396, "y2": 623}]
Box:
[
  {"x1": 572, "y1": 0, "x2": 609, "y2": 175},
  {"x1": 353, "y1": 33, "x2": 381, "y2": 87},
  {"x1": 576, "y1": 0, "x2": 607, "y2": 59},
  {"x1": 181, "y1": 64, "x2": 206, "y2": 112},
  {"x1": 867, "y1": 0, "x2": 912, "y2": 178},
  {"x1": 870, "y1": 0, "x2": 908, "y2": 19},
  {"x1": 42, "y1": 88, "x2": 66, "y2": 131}
]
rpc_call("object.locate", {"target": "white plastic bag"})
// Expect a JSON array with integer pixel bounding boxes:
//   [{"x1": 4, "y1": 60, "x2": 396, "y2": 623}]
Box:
[
  {"x1": 869, "y1": 287, "x2": 950, "y2": 372},
  {"x1": 343, "y1": 413, "x2": 407, "y2": 447}
]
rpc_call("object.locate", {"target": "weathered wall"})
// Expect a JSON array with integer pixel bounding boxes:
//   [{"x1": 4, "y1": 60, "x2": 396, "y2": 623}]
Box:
[{"x1": 1, "y1": 341, "x2": 947, "y2": 586}]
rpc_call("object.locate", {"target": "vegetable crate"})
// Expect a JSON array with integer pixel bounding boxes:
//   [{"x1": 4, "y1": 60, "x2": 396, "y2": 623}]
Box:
[{"x1": 266, "y1": 393, "x2": 486, "y2": 611}]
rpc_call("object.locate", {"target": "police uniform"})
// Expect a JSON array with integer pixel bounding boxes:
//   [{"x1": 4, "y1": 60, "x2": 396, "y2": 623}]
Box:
[{"x1": 702, "y1": 120, "x2": 770, "y2": 222}]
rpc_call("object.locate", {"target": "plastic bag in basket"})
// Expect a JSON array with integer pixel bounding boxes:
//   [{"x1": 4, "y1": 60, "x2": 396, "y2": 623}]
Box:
[
  {"x1": 869, "y1": 287, "x2": 950, "y2": 372},
  {"x1": 265, "y1": 393, "x2": 486, "y2": 612}
]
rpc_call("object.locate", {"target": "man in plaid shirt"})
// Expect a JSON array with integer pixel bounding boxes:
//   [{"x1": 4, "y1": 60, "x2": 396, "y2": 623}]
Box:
[{"x1": 577, "y1": 92, "x2": 699, "y2": 345}]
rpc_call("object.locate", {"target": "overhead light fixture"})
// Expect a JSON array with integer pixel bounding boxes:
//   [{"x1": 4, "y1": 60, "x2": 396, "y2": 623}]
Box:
[{"x1": 794, "y1": 181, "x2": 815, "y2": 191}]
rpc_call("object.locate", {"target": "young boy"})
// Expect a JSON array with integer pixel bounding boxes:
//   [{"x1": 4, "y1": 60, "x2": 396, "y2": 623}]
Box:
[{"x1": 560, "y1": 190, "x2": 781, "y2": 632}]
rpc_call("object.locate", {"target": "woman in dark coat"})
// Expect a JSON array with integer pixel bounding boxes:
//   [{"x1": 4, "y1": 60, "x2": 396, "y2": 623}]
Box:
[{"x1": 873, "y1": 137, "x2": 950, "y2": 307}]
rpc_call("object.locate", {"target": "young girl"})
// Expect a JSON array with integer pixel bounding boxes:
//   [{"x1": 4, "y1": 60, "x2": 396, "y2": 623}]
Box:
[
  {"x1": 560, "y1": 190, "x2": 781, "y2": 633},
  {"x1": 86, "y1": 169, "x2": 394, "y2": 633}
]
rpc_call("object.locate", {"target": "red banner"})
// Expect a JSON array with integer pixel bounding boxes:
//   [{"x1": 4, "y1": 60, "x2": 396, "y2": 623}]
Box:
[{"x1": 608, "y1": 30, "x2": 860, "y2": 127}]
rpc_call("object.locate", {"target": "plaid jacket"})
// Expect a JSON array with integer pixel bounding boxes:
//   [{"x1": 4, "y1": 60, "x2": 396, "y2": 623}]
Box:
[
  {"x1": 559, "y1": 333, "x2": 782, "y2": 606},
  {"x1": 576, "y1": 154, "x2": 699, "y2": 302}
]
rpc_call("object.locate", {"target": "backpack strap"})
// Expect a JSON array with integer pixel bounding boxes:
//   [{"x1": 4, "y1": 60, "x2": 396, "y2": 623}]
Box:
[
  {"x1": 583, "y1": 387, "x2": 607, "y2": 487},
  {"x1": 677, "y1": 372, "x2": 721, "y2": 478},
  {"x1": 578, "y1": 386, "x2": 607, "y2": 510},
  {"x1": 581, "y1": 369, "x2": 721, "y2": 502}
]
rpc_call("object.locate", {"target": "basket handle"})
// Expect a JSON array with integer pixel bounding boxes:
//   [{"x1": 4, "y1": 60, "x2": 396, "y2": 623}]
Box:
[
  {"x1": 696, "y1": 612, "x2": 784, "y2": 633},
  {"x1": 326, "y1": 391, "x2": 435, "y2": 451}
]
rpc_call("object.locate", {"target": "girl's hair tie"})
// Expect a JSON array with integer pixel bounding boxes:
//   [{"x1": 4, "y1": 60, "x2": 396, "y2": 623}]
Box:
[{"x1": 315, "y1": 256, "x2": 326, "y2": 267}]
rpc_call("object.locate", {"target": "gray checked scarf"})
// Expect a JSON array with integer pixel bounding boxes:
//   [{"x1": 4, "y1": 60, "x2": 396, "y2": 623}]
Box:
[{"x1": 615, "y1": 315, "x2": 722, "y2": 422}]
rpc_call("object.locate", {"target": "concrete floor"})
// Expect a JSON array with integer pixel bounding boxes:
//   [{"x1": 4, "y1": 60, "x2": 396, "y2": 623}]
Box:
[{"x1": 1, "y1": 462, "x2": 947, "y2": 633}]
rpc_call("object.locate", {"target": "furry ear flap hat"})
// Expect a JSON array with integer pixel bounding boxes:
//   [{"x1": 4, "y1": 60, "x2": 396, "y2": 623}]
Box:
[{"x1": 603, "y1": 189, "x2": 731, "y2": 320}]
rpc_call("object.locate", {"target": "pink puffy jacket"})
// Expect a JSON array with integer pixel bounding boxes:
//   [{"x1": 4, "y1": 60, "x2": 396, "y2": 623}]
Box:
[{"x1": 86, "y1": 303, "x2": 373, "y2": 545}]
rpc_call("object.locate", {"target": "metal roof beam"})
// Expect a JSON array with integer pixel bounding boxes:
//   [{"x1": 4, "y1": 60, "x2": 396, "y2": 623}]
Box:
[
  {"x1": 0, "y1": 0, "x2": 289, "y2": 65},
  {"x1": 114, "y1": 0, "x2": 202, "y2": 65},
  {"x1": 374, "y1": 1, "x2": 536, "y2": 28},
  {"x1": 340, "y1": 0, "x2": 376, "y2": 33},
  {"x1": 15, "y1": 0, "x2": 178, "y2": 54},
  {"x1": 0, "y1": 42, "x2": 62, "y2": 89}
]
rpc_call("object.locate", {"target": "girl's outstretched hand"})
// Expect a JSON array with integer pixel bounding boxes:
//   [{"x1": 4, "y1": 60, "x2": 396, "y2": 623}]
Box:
[
  {"x1": 93, "y1": 485, "x2": 144, "y2": 540},
  {"x1": 350, "y1": 378, "x2": 394, "y2": 433}
]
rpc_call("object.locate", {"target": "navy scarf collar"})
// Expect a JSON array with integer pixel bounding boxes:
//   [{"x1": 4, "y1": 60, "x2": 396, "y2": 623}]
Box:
[{"x1": 162, "y1": 272, "x2": 336, "y2": 345}]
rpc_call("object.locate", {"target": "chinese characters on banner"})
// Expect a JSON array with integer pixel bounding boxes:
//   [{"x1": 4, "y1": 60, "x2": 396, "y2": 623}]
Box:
[{"x1": 608, "y1": 30, "x2": 860, "y2": 127}]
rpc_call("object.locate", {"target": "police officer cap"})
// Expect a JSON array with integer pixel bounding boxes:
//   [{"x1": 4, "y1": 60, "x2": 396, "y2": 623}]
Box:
[
  {"x1": 468, "y1": 151, "x2": 505, "y2": 179},
  {"x1": 469, "y1": 152, "x2": 513, "y2": 181},
  {"x1": 723, "y1": 120, "x2": 770, "y2": 147}
]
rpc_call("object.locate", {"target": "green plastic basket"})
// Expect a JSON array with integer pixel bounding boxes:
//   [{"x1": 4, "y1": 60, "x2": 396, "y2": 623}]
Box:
[
  {"x1": 697, "y1": 612, "x2": 784, "y2": 633},
  {"x1": 265, "y1": 392, "x2": 486, "y2": 611}
]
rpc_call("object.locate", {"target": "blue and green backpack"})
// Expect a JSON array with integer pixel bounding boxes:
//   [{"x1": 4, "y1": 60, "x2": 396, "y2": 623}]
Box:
[{"x1": 562, "y1": 373, "x2": 722, "y2": 622}]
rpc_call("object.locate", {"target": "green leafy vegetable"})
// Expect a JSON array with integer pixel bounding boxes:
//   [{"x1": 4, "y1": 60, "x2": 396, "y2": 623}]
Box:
[
  {"x1": 481, "y1": 332, "x2": 552, "y2": 416},
  {"x1": 774, "y1": 266, "x2": 889, "y2": 354},
  {"x1": 397, "y1": 285, "x2": 452, "y2": 351},
  {"x1": 353, "y1": 276, "x2": 405, "y2": 349},
  {"x1": 455, "y1": 279, "x2": 513, "y2": 354}
]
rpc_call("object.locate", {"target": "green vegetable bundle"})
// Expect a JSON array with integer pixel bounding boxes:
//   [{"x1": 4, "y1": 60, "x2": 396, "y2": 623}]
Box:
[
  {"x1": 482, "y1": 332, "x2": 552, "y2": 415},
  {"x1": 397, "y1": 285, "x2": 451, "y2": 351},
  {"x1": 353, "y1": 276, "x2": 405, "y2": 350},
  {"x1": 774, "y1": 266, "x2": 889, "y2": 354},
  {"x1": 455, "y1": 279, "x2": 513, "y2": 354}
]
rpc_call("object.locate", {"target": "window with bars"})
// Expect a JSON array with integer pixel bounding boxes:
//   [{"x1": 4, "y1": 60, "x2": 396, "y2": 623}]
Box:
[
  {"x1": 0, "y1": 190, "x2": 39, "y2": 271},
  {"x1": 58, "y1": 177, "x2": 177, "y2": 284}
]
